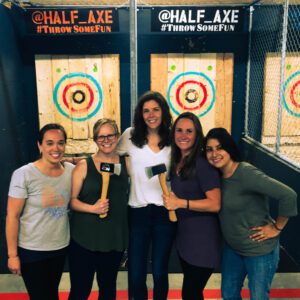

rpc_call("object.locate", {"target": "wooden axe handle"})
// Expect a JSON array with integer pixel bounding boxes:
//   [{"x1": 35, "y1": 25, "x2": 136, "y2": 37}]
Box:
[
  {"x1": 158, "y1": 173, "x2": 177, "y2": 223},
  {"x1": 99, "y1": 172, "x2": 110, "y2": 218}
]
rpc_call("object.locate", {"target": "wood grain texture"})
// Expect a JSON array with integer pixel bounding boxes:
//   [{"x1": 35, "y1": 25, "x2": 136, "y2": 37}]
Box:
[{"x1": 35, "y1": 54, "x2": 120, "y2": 154}]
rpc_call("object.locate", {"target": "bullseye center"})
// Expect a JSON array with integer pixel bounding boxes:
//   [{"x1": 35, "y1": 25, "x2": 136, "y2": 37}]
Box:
[{"x1": 72, "y1": 90, "x2": 85, "y2": 104}]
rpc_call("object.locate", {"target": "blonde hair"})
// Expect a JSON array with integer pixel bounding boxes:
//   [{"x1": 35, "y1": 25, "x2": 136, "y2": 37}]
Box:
[{"x1": 93, "y1": 118, "x2": 120, "y2": 141}]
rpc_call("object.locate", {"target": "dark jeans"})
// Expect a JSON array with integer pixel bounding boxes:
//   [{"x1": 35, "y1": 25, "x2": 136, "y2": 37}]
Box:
[
  {"x1": 68, "y1": 239, "x2": 123, "y2": 300},
  {"x1": 21, "y1": 254, "x2": 66, "y2": 300},
  {"x1": 179, "y1": 256, "x2": 214, "y2": 300},
  {"x1": 128, "y1": 205, "x2": 176, "y2": 300}
]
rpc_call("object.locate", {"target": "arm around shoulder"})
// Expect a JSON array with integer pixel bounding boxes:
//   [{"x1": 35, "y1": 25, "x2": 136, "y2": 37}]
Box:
[{"x1": 117, "y1": 127, "x2": 132, "y2": 155}]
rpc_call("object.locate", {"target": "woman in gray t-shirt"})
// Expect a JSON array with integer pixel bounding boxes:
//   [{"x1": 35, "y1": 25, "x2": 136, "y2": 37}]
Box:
[
  {"x1": 6, "y1": 123, "x2": 74, "y2": 300},
  {"x1": 205, "y1": 127, "x2": 297, "y2": 300}
]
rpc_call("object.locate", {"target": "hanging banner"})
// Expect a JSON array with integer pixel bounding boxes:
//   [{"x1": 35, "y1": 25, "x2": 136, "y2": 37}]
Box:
[
  {"x1": 26, "y1": 8, "x2": 119, "y2": 35},
  {"x1": 151, "y1": 7, "x2": 245, "y2": 33}
]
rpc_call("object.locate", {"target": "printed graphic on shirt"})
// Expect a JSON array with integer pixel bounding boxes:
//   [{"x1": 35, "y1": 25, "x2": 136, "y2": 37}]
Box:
[{"x1": 41, "y1": 185, "x2": 67, "y2": 219}]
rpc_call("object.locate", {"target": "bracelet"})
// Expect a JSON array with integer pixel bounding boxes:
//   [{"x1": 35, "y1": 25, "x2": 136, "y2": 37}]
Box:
[
  {"x1": 273, "y1": 223, "x2": 283, "y2": 231},
  {"x1": 186, "y1": 199, "x2": 189, "y2": 210},
  {"x1": 270, "y1": 219, "x2": 283, "y2": 231}
]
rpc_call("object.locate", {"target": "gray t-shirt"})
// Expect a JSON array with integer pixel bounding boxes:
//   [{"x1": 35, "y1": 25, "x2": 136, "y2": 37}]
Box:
[
  {"x1": 220, "y1": 162, "x2": 297, "y2": 256},
  {"x1": 8, "y1": 162, "x2": 74, "y2": 251}
]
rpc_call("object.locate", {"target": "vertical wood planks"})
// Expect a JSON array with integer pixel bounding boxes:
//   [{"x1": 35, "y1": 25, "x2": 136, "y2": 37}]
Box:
[
  {"x1": 151, "y1": 53, "x2": 233, "y2": 134},
  {"x1": 35, "y1": 54, "x2": 120, "y2": 154}
]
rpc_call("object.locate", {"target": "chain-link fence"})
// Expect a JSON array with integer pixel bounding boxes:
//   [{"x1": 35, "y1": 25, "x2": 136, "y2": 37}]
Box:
[{"x1": 245, "y1": 0, "x2": 300, "y2": 169}]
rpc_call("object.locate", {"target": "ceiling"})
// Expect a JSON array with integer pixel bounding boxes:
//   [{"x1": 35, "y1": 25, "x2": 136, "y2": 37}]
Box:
[{"x1": 2, "y1": 0, "x2": 262, "y2": 8}]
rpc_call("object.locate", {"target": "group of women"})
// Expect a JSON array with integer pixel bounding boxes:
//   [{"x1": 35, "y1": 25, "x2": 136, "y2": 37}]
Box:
[{"x1": 6, "y1": 91, "x2": 297, "y2": 300}]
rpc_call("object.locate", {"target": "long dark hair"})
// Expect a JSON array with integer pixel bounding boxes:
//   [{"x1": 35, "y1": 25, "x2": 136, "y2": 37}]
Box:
[
  {"x1": 131, "y1": 91, "x2": 172, "y2": 149},
  {"x1": 170, "y1": 112, "x2": 204, "y2": 180},
  {"x1": 38, "y1": 123, "x2": 67, "y2": 145},
  {"x1": 205, "y1": 128, "x2": 241, "y2": 162}
]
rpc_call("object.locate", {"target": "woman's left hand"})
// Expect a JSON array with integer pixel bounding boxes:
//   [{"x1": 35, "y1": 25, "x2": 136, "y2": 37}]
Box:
[
  {"x1": 249, "y1": 223, "x2": 281, "y2": 242},
  {"x1": 163, "y1": 192, "x2": 179, "y2": 210}
]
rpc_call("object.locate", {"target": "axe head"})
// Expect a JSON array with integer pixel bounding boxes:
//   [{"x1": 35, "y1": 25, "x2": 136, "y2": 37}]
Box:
[
  {"x1": 145, "y1": 163, "x2": 167, "y2": 179},
  {"x1": 100, "y1": 162, "x2": 121, "y2": 176}
]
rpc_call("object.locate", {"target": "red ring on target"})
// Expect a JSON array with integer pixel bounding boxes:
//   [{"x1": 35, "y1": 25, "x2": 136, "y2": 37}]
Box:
[
  {"x1": 290, "y1": 80, "x2": 300, "y2": 108},
  {"x1": 62, "y1": 82, "x2": 94, "y2": 113},
  {"x1": 176, "y1": 80, "x2": 208, "y2": 110}
]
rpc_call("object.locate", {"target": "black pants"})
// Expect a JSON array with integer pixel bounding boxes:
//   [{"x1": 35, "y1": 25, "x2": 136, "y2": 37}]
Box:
[
  {"x1": 21, "y1": 254, "x2": 66, "y2": 300},
  {"x1": 180, "y1": 256, "x2": 214, "y2": 300},
  {"x1": 68, "y1": 239, "x2": 123, "y2": 300}
]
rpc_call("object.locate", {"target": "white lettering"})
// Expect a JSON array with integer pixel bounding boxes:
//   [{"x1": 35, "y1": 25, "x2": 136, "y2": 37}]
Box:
[
  {"x1": 213, "y1": 10, "x2": 222, "y2": 23},
  {"x1": 196, "y1": 10, "x2": 205, "y2": 22}
]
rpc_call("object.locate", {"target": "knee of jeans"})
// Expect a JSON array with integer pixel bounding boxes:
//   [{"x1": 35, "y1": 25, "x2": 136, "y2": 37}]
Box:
[
  {"x1": 248, "y1": 282, "x2": 270, "y2": 300},
  {"x1": 221, "y1": 280, "x2": 243, "y2": 300},
  {"x1": 248, "y1": 278, "x2": 272, "y2": 300}
]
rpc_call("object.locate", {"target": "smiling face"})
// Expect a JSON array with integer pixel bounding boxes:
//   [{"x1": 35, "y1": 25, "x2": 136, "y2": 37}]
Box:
[
  {"x1": 174, "y1": 118, "x2": 196, "y2": 156},
  {"x1": 38, "y1": 129, "x2": 66, "y2": 164},
  {"x1": 142, "y1": 100, "x2": 163, "y2": 131},
  {"x1": 205, "y1": 138, "x2": 232, "y2": 171},
  {"x1": 95, "y1": 123, "x2": 118, "y2": 155}
]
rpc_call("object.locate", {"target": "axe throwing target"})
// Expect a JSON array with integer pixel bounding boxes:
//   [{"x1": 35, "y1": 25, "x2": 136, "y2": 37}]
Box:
[
  {"x1": 167, "y1": 71, "x2": 216, "y2": 117},
  {"x1": 53, "y1": 72, "x2": 103, "y2": 122},
  {"x1": 283, "y1": 71, "x2": 300, "y2": 118}
]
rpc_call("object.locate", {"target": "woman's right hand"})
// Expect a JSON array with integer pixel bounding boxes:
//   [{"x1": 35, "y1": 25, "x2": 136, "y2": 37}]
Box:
[
  {"x1": 163, "y1": 192, "x2": 180, "y2": 210},
  {"x1": 92, "y1": 199, "x2": 109, "y2": 215},
  {"x1": 8, "y1": 256, "x2": 21, "y2": 275}
]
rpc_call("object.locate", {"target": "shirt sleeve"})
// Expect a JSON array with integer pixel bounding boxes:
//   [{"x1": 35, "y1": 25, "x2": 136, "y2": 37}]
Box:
[
  {"x1": 8, "y1": 167, "x2": 28, "y2": 199},
  {"x1": 242, "y1": 163, "x2": 297, "y2": 217},
  {"x1": 117, "y1": 127, "x2": 131, "y2": 155},
  {"x1": 196, "y1": 157, "x2": 221, "y2": 192}
]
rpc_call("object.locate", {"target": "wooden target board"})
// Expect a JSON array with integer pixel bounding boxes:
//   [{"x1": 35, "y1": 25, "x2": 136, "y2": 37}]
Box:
[
  {"x1": 151, "y1": 53, "x2": 234, "y2": 134},
  {"x1": 262, "y1": 53, "x2": 300, "y2": 144},
  {"x1": 262, "y1": 53, "x2": 300, "y2": 164},
  {"x1": 35, "y1": 54, "x2": 120, "y2": 154}
]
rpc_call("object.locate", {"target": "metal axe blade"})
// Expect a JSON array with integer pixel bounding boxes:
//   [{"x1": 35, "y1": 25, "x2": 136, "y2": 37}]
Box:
[
  {"x1": 145, "y1": 163, "x2": 167, "y2": 179},
  {"x1": 100, "y1": 162, "x2": 121, "y2": 176}
]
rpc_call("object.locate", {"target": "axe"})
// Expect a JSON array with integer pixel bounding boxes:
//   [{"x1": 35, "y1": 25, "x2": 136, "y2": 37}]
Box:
[
  {"x1": 145, "y1": 163, "x2": 177, "y2": 222},
  {"x1": 99, "y1": 162, "x2": 121, "y2": 218}
]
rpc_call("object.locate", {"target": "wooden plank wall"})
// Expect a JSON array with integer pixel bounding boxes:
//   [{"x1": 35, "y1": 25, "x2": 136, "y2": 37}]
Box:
[
  {"x1": 151, "y1": 53, "x2": 233, "y2": 134},
  {"x1": 35, "y1": 54, "x2": 120, "y2": 154},
  {"x1": 262, "y1": 53, "x2": 300, "y2": 145}
]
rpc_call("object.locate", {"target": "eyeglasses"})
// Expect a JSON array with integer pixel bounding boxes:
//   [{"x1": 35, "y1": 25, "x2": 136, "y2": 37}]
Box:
[{"x1": 96, "y1": 134, "x2": 117, "y2": 142}]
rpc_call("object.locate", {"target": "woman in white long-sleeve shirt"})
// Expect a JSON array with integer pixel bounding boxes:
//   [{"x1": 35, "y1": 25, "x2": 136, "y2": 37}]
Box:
[{"x1": 118, "y1": 91, "x2": 176, "y2": 300}]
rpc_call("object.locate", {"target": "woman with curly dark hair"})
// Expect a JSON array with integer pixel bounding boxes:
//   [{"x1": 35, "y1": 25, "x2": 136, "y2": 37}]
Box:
[{"x1": 118, "y1": 91, "x2": 176, "y2": 300}]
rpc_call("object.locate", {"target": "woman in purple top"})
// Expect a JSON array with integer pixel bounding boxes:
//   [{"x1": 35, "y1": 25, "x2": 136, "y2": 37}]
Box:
[{"x1": 163, "y1": 112, "x2": 222, "y2": 300}]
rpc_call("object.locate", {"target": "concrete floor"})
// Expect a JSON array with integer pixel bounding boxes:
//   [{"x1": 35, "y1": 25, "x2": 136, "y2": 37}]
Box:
[{"x1": 0, "y1": 272, "x2": 300, "y2": 299}]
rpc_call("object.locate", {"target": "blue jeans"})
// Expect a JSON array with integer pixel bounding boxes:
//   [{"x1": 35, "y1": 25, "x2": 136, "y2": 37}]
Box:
[
  {"x1": 221, "y1": 243, "x2": 280, "y2": 300},
  {"x1": 128, "y1": 205, "x2": 176, "y2": 300}
]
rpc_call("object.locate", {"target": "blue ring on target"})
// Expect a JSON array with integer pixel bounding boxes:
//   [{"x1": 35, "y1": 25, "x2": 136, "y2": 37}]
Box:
[
  {"x1": 283, "y1": 71, "x2": 300, "y2": 117},
  {"x1": 53, "y1": 72, "x2": 103, "y2": 122},
  {"x1": 167, "y1": 72, "x2": 216, "y2": 117}
]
